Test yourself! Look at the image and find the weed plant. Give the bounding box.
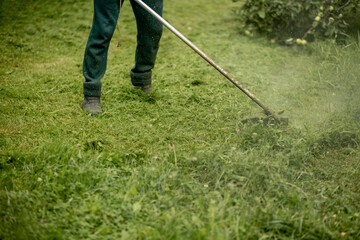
[1,0,359,239]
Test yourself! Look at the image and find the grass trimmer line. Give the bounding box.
[134,0,288,126]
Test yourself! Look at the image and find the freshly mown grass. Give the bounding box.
[1,0,360,239]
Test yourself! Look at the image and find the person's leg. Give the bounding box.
[82,0,121,97]
[130,0,163,88]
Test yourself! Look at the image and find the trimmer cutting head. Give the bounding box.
[241,116,289,126]
[241,111,288,126]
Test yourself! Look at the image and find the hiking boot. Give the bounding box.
[135,84,152,93]
[81,96,103,115]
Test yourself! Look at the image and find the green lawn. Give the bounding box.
[1,0,360,239]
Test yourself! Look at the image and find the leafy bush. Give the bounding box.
[233,0,360,44]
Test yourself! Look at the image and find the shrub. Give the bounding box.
[233,0,360,44]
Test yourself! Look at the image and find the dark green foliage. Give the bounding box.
[234,0,360,44]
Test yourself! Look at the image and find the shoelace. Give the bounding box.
[86,97,100,103]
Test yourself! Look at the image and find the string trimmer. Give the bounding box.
[133,0,288,125]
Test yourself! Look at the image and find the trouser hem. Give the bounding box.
[130,70,152,86]
[83,81,102,97]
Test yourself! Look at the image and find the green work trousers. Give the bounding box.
[83,0,163,97]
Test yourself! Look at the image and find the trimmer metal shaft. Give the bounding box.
[133,0,283,123]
